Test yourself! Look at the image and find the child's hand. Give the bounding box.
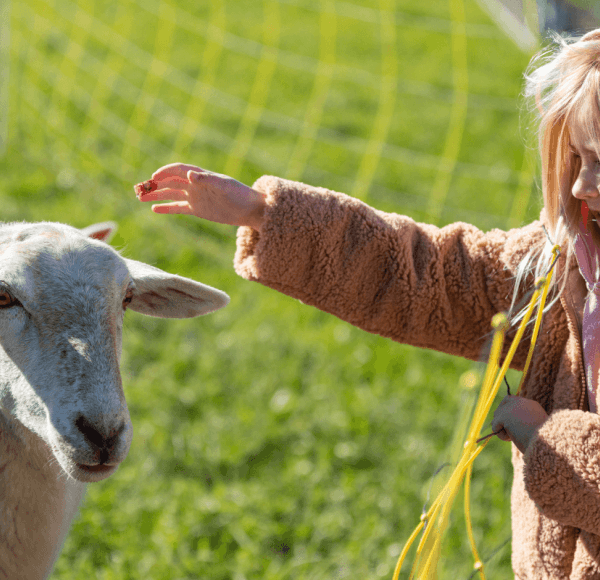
[136,163,267,230]
[491,395,549,454]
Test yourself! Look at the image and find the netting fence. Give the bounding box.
[0,2,547,577]
[2,0,537,230]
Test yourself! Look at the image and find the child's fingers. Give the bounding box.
[491,413,506,438]
[153,177,191,190]
[152,163,205,182]
[494,428,511,442]
[151,202,192,215]
[139,188,189,202]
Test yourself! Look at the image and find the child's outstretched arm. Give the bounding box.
[137,163,267,231]
[137,167,552,365]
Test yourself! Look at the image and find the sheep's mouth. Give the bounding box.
[75,462,119,482]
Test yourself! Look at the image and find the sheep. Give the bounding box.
[0,220,229,579]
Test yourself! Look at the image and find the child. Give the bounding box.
[138,30,600,579]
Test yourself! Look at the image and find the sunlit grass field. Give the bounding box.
[1,0,541,577]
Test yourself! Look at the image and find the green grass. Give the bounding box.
[1,0,541,577]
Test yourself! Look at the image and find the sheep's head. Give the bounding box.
[0,221,229,482]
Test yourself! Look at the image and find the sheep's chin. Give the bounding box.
[72,462,119,482]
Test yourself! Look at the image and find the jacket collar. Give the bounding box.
[556,241,588,410]
[561,266,588,410]
[540,209,588,410]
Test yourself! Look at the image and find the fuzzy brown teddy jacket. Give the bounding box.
[233,176,600,579]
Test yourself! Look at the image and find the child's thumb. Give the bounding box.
[187,169,200,182]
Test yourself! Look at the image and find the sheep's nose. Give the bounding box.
[75,415,125,462]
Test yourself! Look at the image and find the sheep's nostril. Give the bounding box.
[75,415,125,452]
[75,415,105,449]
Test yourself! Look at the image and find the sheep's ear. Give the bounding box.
[80,221,118,243]
[123,257,229,318]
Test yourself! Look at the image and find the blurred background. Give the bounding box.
[0,0,598,578]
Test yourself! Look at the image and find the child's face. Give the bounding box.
[570,121,600,217]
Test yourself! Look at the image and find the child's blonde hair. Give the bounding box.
[511,29,600,319]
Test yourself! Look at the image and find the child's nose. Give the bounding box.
[572,168,599,200]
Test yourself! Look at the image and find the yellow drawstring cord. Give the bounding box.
[517,245,561,395]
[392,244,561,579]
[464,461,483,579]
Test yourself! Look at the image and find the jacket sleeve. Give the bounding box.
[234,176,546,365]
[524,410,600,534]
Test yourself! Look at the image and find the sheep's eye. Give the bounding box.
[0,290,18,309]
